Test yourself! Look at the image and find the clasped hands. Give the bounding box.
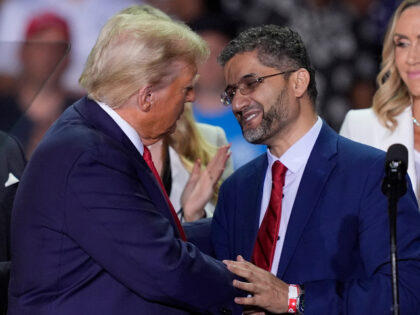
[181,146,291,313]
[224,255,290,315]
[181,144,231,222]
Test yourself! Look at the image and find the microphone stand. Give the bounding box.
[382,169,406,315]
[387,190,399,315]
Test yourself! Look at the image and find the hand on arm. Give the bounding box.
[181,144,231,222]
[223,255,290,314]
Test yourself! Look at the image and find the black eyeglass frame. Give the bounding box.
[220,69,298,106]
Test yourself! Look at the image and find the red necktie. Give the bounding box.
[252,161,287,271]
[143,146,187,241]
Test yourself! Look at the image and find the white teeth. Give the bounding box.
[246,114,257,121]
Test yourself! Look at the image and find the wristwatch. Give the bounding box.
[297,292,305,314]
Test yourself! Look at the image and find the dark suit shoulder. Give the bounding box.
[336,133,385,165]
[221,152,267,189]
[27,102,142,187]
[33,105,118,168]
[0,131,26,160]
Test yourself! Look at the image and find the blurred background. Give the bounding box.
[0,0,402,168]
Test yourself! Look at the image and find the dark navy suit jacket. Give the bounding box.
[212,122,420,314]
[0,132,26,314]
[8,97,237,315]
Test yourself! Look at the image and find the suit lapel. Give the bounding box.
[73,98,182,237]
[238,155,268,260]
[277,122,338,278]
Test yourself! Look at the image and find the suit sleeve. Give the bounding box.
[183,218,215,257]
[211,184,232,261]
[0,133,26,314]
[65,149,237,314]
[304,156,420,314]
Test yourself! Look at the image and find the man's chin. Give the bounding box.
[242,128,264,144]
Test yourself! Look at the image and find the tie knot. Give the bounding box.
[143,146,152,165]
[272,161,287,183]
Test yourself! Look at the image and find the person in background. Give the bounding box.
[144,0,206,23]
[149,103,233,222]
[8,5,239,314]
[0,0,139,94]
[0,132,25,315]
[340,0,420,204]
[211,24,420,314]
[0,11,76,158]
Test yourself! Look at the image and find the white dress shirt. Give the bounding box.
[96,101,144,155]
[260,117,322,275]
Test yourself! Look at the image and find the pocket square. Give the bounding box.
[5,172,19,187]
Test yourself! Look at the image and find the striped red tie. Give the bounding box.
[143,146,187,241]
[252,161,287,271]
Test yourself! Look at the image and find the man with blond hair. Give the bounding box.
[8,5,238,314]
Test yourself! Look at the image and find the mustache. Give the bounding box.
[235,103,263,122]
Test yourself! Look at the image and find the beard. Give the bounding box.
[241,89,289,144]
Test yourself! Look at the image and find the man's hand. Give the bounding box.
[181,144,231,221]
[223,255,289,314]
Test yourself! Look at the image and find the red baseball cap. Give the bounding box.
[25,12,70,41]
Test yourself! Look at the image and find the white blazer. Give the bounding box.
[340,106,417,198]
[169,123,234,219]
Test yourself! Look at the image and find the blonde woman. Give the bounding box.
[149,103,233,222]
[340,0,420,202]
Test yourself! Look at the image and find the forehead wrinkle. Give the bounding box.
[224,51,261,82]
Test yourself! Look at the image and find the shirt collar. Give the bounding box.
[95,100,144,155]
[267,117,323,174]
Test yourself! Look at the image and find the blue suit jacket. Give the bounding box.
[212,122,420,314]
[8,97,237,315]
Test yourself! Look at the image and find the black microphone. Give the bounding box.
[381,144,408,198]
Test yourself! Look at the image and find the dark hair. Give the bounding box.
[218,25,317,103]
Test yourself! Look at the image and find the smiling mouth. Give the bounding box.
[407,71,420,79]
[238,109,261,129]
[245,113,258,121]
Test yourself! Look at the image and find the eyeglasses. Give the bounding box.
[220,70,298,106]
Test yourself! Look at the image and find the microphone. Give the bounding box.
[381,144,408,198]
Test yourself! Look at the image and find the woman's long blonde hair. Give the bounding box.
[373,0,420,130]
[166,103,220,203]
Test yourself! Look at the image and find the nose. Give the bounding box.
[231,93,251,113]
[407,42,420,64]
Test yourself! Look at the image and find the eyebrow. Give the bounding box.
[393,33,420,40]
[227,73,256,87]
[242,73,256,79]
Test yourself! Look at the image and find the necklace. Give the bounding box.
[412,117,420,128]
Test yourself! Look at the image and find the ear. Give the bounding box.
[137,86,154,112]
[291,68,310,99]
